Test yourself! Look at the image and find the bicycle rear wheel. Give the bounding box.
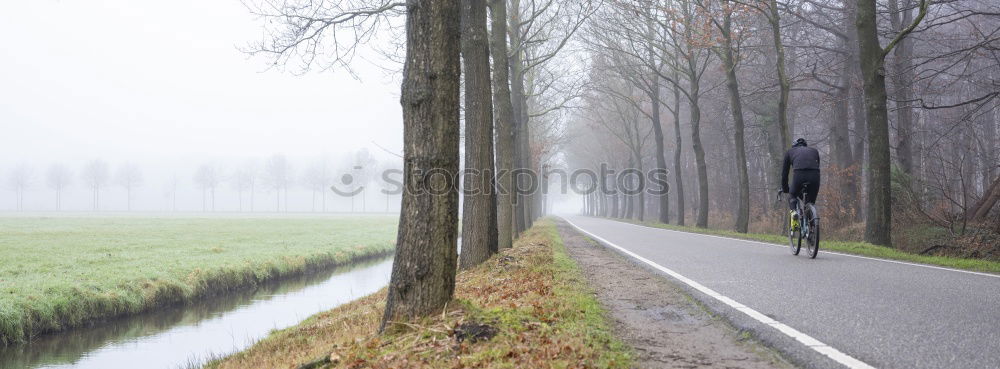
[806,204,820,258]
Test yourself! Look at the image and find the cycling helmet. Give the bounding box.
[793,138,808,147]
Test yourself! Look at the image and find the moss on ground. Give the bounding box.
[0,215,397,345]
[206,219,631,369]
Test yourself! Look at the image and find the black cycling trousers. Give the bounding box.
[789,169,821,211]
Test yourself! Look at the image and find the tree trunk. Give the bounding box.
[983,109,997,195]
[611,191,619,218]
[489,0,515,250]
[507,0,530,235]
[831,83,858,212]
[689,77,709,228]
[649,76,670,225]
[768,0,792,162]
[460,0,498,269]
[624,160,634,219]
[857,0,893,246]
[719,9,750,233]
[681,0,708,228]
[889,0,916,176]
[831,32,857,214]
[970,176,1000,221]
[635,156,645,221]
[846,0,867,222]
[672,73,685,226]
[382,0,461,329]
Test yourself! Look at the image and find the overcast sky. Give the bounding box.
[1,0,403,162]
[0,0,406,211]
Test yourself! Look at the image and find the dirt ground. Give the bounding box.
[555,220,795,369]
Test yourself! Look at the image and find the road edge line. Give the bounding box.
[562,217,877,369]
[608,218,1000,279]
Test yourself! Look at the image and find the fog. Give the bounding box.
[0,0,404,212]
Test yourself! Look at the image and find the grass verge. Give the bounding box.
[205,219,631,369]
[0,215,398,345]
[607,217,1000,274]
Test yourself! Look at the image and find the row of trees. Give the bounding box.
[244,0,589,328]
[244,0,997,329]
[3,151,391,212]
[568,0,998,249]
[5,161,140,211]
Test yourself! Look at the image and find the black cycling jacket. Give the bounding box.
[781,145,820,192]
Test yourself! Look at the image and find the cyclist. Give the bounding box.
[780,138,821,229]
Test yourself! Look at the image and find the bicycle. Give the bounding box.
[777,184,820,258]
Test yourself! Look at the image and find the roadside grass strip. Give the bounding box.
[205,219,631,369]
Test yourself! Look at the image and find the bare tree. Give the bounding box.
[6,165,33,212]
[46,164,72,211]
[856,0,928,245]
[764,0,792,162]
[243,0,406,73]
[381,0,462,330]
[699,0,753,232]
[489,0,516,250]
[81,160,110,211]
[194,164,221,212]
[665,0,714,228]
[586,70,652,221]
[550,0,999,256]
[460,0,499,269]
[377,160,403,213]
[164,175,179,212]
[302,159,332,212]
[587,0,712,227]
[232,164,257,212]
[507,0,596,232]
[263,154,292,212]
[584,0,672,225]
[349,149,378,212]
[115,163,143,211]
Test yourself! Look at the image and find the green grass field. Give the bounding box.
[0,214,398,345]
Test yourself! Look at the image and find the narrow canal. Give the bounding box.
[0,258,393,369]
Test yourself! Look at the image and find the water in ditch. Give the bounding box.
[0,258,393,369]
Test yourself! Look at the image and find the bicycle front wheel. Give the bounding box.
[806,204,820,258]
[787,210,801,255]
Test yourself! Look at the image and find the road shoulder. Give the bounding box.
[555,219,794,369]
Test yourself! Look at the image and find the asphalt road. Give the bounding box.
[561,215,1000,369]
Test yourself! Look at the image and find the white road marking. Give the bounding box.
[563,217,878,369]
[610,218,1000,279]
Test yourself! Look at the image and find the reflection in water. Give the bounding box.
[0,258,393,369]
